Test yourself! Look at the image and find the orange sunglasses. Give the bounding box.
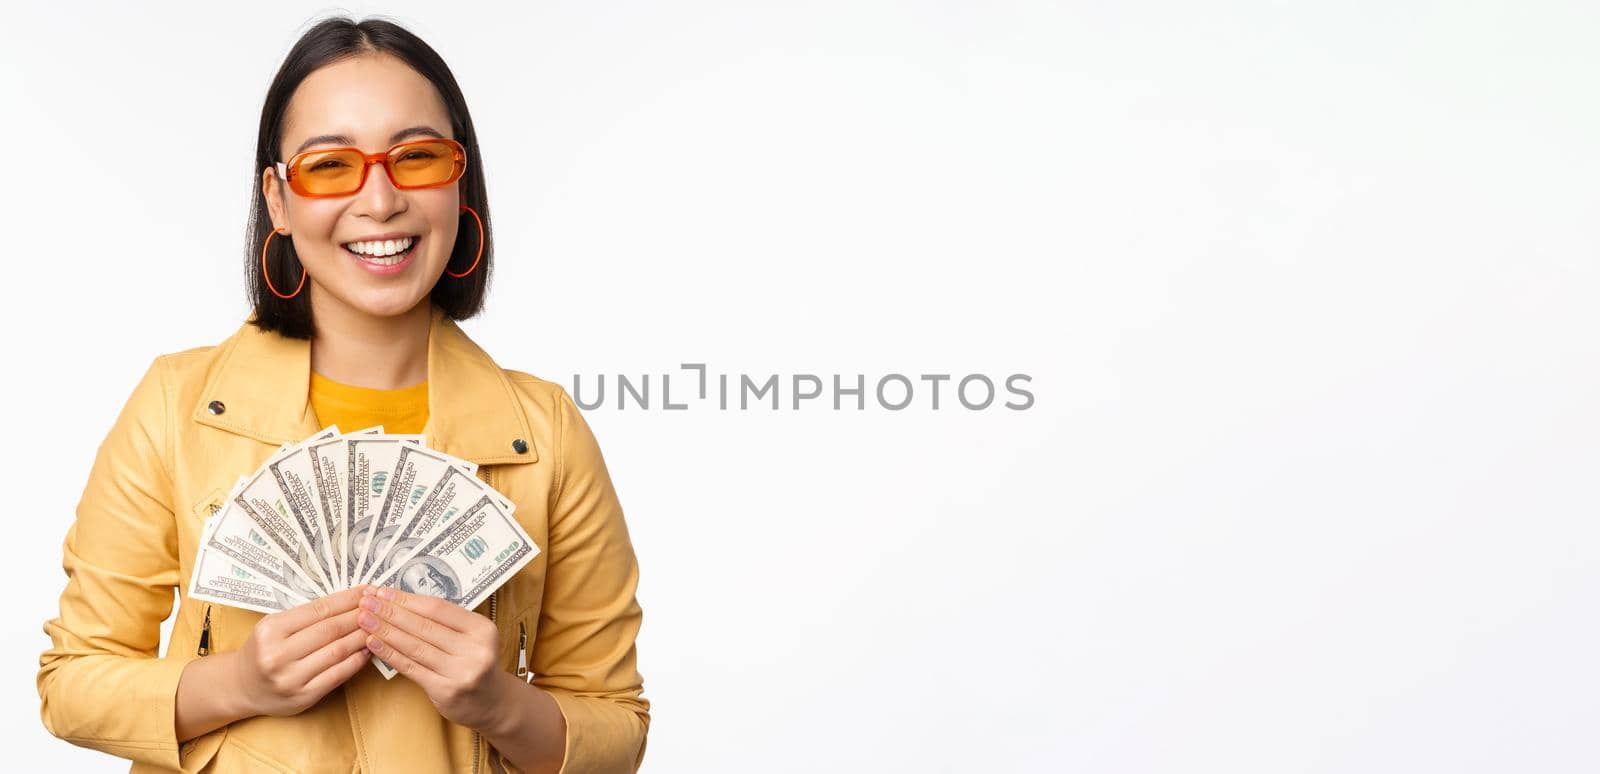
[275,138,468,198]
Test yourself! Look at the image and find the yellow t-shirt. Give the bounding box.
[309,370,429,435]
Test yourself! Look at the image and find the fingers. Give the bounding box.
[358,590,463,653]
[365,585,485,634]
[282,607,364,660]
[272,585,367,633]
[300,641,372,698]
[359,605,451,674]
[363,631,445,692]
[286,627,369,686]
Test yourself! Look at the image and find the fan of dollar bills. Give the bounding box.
[188,424,539,678]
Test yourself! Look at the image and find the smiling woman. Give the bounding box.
[251,30,490,341]
[37,14,649,774]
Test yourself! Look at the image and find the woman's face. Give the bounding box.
[262,52,460,321]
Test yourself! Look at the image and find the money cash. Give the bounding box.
[187,424,538,679]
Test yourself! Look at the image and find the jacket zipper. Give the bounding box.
[196,498,222,658]
[517,621,529,680]
[196,604,213,656]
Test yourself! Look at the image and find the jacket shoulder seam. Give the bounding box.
[506,370,558,388]
[167,344,216,358]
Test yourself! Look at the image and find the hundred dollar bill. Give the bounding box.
[368,494,533,681]
[355,444,477,585]
[306,426,385,588]
[193,504,310,612]
[359,465,511,680]
[203,497,326,600]
[229,441,339,594]
[341,436,426,588]
[259,426,343,590]
[364,465,509,679]
[195,470,276,575]
[363,466,516,586]
[189,545,312,615]
[370,493,537,611]
[227,425,339,588]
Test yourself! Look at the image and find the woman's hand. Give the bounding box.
[356,586,508,730]
[231,585,373,717]
[176,585,371,741]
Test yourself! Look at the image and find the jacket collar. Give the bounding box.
[190,305,538,466]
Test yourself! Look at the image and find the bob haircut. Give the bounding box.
[247,15,491,340]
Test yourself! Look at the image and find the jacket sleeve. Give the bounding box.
[37,356,191,769]
[529,386,650,774]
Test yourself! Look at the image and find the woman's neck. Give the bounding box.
[308,293,432,390]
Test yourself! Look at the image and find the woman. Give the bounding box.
[37,16,649,774]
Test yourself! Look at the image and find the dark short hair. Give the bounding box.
[247,15,492,340]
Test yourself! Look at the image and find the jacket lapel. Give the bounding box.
[190,305,538,466]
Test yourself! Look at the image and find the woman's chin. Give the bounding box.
[330,285,432,320]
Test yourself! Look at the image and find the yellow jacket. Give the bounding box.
[38,305,649,773]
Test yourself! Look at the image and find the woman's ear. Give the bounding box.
[262,167,289,232]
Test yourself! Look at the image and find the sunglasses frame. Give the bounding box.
[274,137,468,198]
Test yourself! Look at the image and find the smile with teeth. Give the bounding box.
[342,236,418,266]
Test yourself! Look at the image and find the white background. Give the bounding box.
[3,1,1597,771]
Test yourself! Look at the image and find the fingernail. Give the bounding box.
[358,597,379,612]
[360,585,376,596]
[366,635,382,652]
[376,587,396,600]
[358,611,378,630]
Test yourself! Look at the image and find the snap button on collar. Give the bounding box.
[512,438,528,454]
[207,400,226,415]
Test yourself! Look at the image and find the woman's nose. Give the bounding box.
[352,161,406,219]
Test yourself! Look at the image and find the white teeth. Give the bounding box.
[343,236,415,256]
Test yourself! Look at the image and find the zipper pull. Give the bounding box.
[516,621,528,680]
[197,605,212,656]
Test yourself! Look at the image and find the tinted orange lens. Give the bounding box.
[387,140,462,188]
[288,140,464,196]
[293,148,366,195]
